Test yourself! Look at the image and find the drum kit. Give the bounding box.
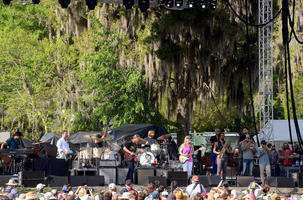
[75,133,173,168]
[135,134,173,167]
[76,134,121,168]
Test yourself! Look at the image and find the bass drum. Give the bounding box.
[103,151,121,166]
[110,143,121,152]
[93,148,102,159]
[150,144,161,156]
[139,152,156,167]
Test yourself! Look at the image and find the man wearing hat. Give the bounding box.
[240,135,256,176]
[257,140,271,185]
[3,179,19,200]
[123,134,141,182]
[1,132,24,150]
[209,129,221,174]
[36,183,46,198]
[186,176,206,199]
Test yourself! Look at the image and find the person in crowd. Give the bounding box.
[59,184,72,200]
[292,144,303,166]
[56,131,73,159]
[209,129,221,174]
[2,179,19,200]
[123,135,141,182]
[168,181,178,200]
[103,191,112,200]
[240,135,256,176]
[160,191,169,200]
[144,130,158,146]
[120,180,138,200]
[179,136,193,177]
[1,131,24,150]
[213,132,230,181]
[269,145,280,176]
[119,192,135,200]
[36,183,46,198]
[51,189,58,199]
[108,183,117,196]
[257,140,271,185]
[138,192,147,200]
[173,189,188,200]
[75,186,94,200]
[24,192,39,200]
[186,176,206,199]
[95,131,108,148]
[281,143,293,166]
[144,183,156,200]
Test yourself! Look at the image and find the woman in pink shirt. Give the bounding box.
[179,136,193,177]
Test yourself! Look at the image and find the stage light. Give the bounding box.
[3,0,11,5]
[209,0,216,9]
[123,0,134,9]
[187,0,194,8]
[32,0,40,4]
[200,0,206,8]
[58,0,70,8]
[138,0,149,12]
[165,0,173,8]
[175,0,182,7]
[85,0,97,10]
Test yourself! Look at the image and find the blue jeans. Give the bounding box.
[241,159,254,176]
[211,152,218,174]
[126,161,135,182]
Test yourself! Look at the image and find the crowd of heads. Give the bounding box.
[1,177,303,200]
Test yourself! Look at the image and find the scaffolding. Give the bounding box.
[258,0,274,142]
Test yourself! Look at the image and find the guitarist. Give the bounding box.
[179,136,193,177]
[123,134,141,182]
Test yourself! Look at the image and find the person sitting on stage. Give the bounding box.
[1,131,24,150]
[2,179,19,200]
[186,175,206,199]
[209,129,221,175]
[123,134,141,183]
[120,180,138,200]
[179,136,193,177]
[56,131,73,159]
[144,130,158,146]
[95,130,108,147]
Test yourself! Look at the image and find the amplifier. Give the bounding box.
[99,168,117,184]
[236,176,254,187]
[148,176,167,187]
[99,160,117,167]
[268,177,295,188]
[69,176,105,186]
[198,176,209,187]
[208,175,221,186]
[19,171,45,187]
[47,176,68,187]
[136,168,154,185]
[117,168,131,185]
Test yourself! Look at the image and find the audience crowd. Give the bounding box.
[1,176,303,200]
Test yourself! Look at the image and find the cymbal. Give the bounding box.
[117,135,129,142]
[83,134,98,140]
[157,134,171,140]
[95,137,112,142]
[137,138,147,145]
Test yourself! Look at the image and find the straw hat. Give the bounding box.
[174,190,189,200]
[25,192,39,200]
[6,179,18,186]
[119,192,135,200]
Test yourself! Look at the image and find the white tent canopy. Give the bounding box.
[273,120,303,142]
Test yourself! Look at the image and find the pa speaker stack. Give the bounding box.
[136,168,154,185]
[69,176,104,186]
[166,171,188,187]
[268,177,295,188]
[19,171,45,187]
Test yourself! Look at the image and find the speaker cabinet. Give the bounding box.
[117,168,131,185]
[47,176,68,187]
[298,173,303,188]
[19,171,45,187]
[136,168,154,185]
[268,177,295,188]
[237,176,254,187]
[148,176,167,187]
[208,175,221,186]
[69,176,104,186]
[167,171,188,179]
[198,176,209,187]
[99,168,117,185]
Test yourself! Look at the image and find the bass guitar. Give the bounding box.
[124,151,137,162]
[179,146,205,164]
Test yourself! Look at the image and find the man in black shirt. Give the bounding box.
[209,129,221,174]
[123,134,141,182]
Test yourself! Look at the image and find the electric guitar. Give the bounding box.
[124,151,137,162]
[179,146,205,164]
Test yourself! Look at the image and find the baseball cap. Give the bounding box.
[261,140,267,145]
[161,191,169,196]
[109,183,116,190]
[36,183,46,191]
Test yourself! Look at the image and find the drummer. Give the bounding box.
[95,130,108,147]
[144,130,158,146]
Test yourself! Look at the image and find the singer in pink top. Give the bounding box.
[179,136,193,177]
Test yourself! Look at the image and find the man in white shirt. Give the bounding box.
[186,175,206,199]
[56,131,72,159]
